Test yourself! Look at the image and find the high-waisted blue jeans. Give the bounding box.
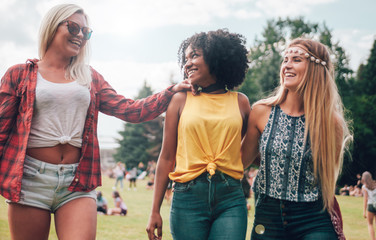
[170,172,248,240]
[251,195,337,240]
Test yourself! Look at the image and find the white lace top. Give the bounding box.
[27,72,90,148]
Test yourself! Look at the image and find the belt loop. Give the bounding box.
[219,171,226,180]
[206,172,212,181]
[39,161,46,174]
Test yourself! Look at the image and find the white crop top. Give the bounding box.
[27,72,90,148]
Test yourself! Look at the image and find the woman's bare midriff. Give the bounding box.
[26,144,81,164]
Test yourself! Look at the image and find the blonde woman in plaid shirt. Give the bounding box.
[0,4,190,240]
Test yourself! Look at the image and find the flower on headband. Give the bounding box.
[283,47,327,67]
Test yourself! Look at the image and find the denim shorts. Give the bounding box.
[6,155,96,213]
[251,195,337,240]
[170,172,248,240]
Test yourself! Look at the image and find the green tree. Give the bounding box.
[342,39,376,181]
[240,17,353,100]
[113,81,164,169]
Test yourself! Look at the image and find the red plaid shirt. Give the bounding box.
[0,59,175,202]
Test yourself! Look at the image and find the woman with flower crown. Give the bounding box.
[241,38,352,240]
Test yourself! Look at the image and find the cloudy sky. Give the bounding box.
[1,0,375,148]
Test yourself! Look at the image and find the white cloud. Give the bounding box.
[254,0,338,17]
[333,29,375,69]
[0,42,37,75]
[87,0,233,35]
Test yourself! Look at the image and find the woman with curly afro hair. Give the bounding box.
[147,29,251,240]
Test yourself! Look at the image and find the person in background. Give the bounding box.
[241,38,352,240]
[107,191,128,216]
[356,173,363,189]
[146,29,251,240]
[350,185,363,197]
[340,184,350,196]
[96,191,108,215]
[128,166,138,191]
[361,171,376,240]
[113,162,125,190]
[0,4,191,240]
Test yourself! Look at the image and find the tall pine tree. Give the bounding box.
[113,81,164,169]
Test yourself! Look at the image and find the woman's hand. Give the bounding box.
[171,79,191,92]
[171,79,199,95]
[146,212,163,240]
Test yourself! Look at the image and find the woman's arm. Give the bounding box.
[115,198,121,208]
[237,92,251,138]
[241,104,270,169]
[0,66,23,158]
[92,68,191,124]
[146,92,186,240]
[362,188,368,218]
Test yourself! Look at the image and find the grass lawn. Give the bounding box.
[0,175,369,239]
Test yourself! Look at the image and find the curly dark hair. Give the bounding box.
[178,29,249,90]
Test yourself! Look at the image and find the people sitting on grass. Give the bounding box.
[107,191,128,216]
[96,191,108,215]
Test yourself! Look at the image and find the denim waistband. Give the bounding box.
[256,194,322,208]
[194,171,239,183]
[24,155,79,174]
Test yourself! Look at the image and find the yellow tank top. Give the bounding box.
[169,91,244,182]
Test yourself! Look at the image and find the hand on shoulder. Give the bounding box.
[171,79,193,93]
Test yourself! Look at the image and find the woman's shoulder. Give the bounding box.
[236,91,249,102]
[171,91,187,104]
[5,59,38,73]
[252,103,272,115]
[249,103,273,129]
[89,66,104,80]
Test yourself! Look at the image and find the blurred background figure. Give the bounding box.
[362,171,376,240]
[96,191,108,215]
[107,191,128,216]
[127,167,138,191]
[113,162,125,190]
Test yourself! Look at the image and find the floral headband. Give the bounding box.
[283,47,327,67]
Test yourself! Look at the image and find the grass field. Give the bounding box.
[0,176,369,239]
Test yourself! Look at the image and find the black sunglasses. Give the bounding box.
[60,20,93,40]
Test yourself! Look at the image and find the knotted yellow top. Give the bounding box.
[169,91,244,182]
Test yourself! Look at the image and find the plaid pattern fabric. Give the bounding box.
[0,59,175,202]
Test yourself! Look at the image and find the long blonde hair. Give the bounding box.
[255,38,352,212]
[38,4,92,87]
[362,171,376,191]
